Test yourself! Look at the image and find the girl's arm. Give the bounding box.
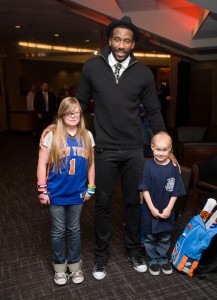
[37,145,51,205]
[37,145,50,181]
[143,190,161,218]
[84,148,95,202]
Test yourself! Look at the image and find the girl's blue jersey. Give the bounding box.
[46,134,91,205]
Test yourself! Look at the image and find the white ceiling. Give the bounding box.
[0,0,216,61]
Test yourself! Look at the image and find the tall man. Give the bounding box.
[77,16,169,280]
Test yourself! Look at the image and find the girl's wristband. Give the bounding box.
[87,184,96,189]
[37,181,47,192]
[86,184,96,197]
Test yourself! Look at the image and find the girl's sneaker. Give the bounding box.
[68,260,84,284]
[70,270,84,284]
[54,272,68,285]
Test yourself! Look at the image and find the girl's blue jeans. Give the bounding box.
[49,204,83,265]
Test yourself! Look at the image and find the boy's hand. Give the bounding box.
[160,207,172,219]
[151,207,161,218]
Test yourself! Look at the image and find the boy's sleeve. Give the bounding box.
[173,166,187,196]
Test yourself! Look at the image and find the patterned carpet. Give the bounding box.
[0,132,217,300]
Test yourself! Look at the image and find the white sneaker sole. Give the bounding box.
[72,276,84,284]
[128,257,147,273]
[133,265,147,273]
[149,268,160,276]
[54,279,67,285]
[92,271,106,280]
[162,269,173,275]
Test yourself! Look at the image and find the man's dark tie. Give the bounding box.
[114,63,122,83]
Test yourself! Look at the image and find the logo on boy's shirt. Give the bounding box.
[165,178,175,192]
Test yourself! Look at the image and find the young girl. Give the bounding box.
[37,97,95,285]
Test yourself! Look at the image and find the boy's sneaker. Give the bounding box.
[54,272,68,285]
[161,263,173,275]
[92,260,107,280]
[149,264,161,276]
[69,270,84,284]
[128,253,147,273]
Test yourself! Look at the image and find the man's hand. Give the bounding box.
[168,151,181,172]
[40,124,56,145]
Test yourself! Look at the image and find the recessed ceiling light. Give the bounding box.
[15,25,21,29]
[18,41,95,53]
[84,39,90,43]
[54,33,59,37]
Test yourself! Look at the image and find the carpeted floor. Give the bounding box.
[0,132,217,300]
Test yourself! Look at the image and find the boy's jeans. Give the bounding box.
[143,233,171,265]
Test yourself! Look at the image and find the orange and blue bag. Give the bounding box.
[171,198,217,277]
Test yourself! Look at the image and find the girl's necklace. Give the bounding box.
[67,131,77,139]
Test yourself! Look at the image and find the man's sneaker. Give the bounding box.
[128,253,147,273]
[92,260,107,280]
[54,272,68,285]
[161,263,173,275]
[69,270,84,284]
[149,264,161,276]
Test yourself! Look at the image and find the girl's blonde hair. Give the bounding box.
[49,97,93,171]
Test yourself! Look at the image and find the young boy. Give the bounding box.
[138,131,186,275]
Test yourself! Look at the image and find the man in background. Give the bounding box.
[34,82,57,137]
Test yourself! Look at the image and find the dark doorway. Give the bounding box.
[175,62,191,126]
[189,69,212,126]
